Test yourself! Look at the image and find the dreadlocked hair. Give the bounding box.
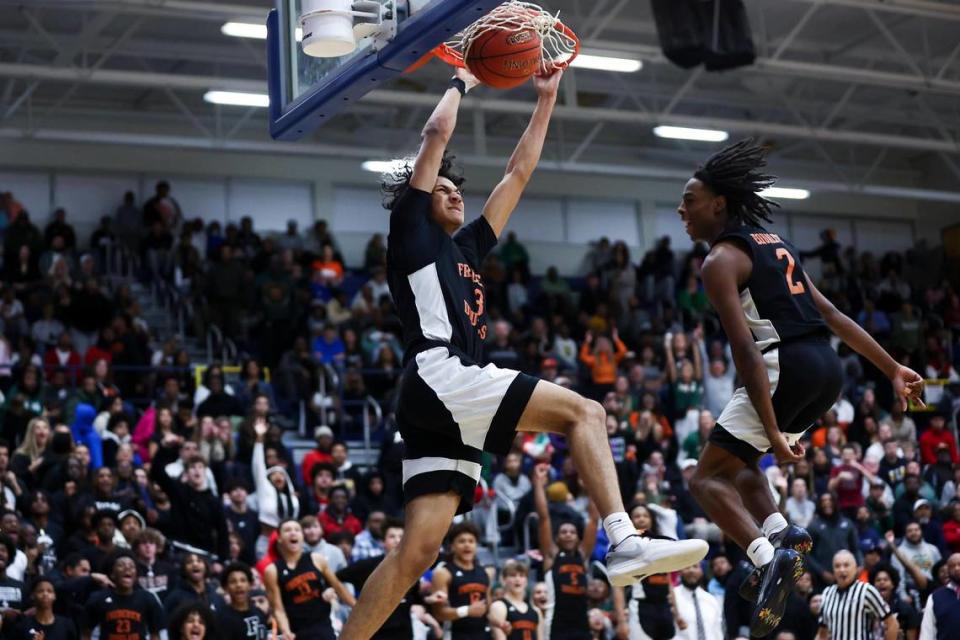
[381,150,466,211]
[694,139,779,226]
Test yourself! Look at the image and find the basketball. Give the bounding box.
[464,26,543,89]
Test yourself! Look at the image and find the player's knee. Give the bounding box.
[575,397,605,430]
[689,469,709,498]
[397,536,440,577]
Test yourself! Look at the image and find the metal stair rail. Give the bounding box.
[361,395,382,453]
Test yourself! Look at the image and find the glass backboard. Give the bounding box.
[267,0,502,140]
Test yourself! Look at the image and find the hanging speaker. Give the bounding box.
[649,0,756,72]
[703,0,756,71]
[650,0,705,69]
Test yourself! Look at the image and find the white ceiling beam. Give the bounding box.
[788,0,960,22]
[20,0,960,29]
[771,0,821,60]
[589,41,960,98]
[0,30,259,67]
[0,62,956,154]
[363,89,960,154]
[3,26,960,99]
[0,62,264,93]
[0,0,265,22]
[3,125,959,203]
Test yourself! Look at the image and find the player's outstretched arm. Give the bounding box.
[882,613,900,640]
[316,552,357,607]
[580,495,599,560]
[409,67,480,193]
[803,273,924,409]
[264,564,295,640]
[532,463,558,569]
[481,70,562,237]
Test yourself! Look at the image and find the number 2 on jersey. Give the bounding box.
[776,248,805,295]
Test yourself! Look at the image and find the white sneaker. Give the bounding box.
[605,536,709,587]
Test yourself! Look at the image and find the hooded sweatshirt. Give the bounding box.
[253,441,300,527]
[808,507,861,576]
[71,402,103,470]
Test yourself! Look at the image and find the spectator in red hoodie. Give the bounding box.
[318,485,362,536]
[300,425,334,485]
[43,332,82,383]
[919,411,959,465]
[828,444,869,518]
[944,502,960,554]
[84,327,115,365]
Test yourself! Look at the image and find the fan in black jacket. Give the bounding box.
[149,435,229,560]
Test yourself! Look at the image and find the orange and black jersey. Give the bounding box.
[275,553,333,637]
[387,188,498,364]
[711,224,826,351]
[499,598,539,640]
[445,560,491,639]
[548,549,589,635]
[83,588,165,640]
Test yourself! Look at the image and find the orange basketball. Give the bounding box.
[464,27,542,89]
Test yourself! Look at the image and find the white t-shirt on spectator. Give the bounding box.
[786,497,816,528]
[833,397,855,425]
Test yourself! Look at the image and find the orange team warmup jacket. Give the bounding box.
[579,336,628,385]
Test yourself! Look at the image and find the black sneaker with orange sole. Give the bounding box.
[739,525,812,602]
[750,548,805,638]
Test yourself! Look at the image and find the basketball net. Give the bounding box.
[433,1,580,74]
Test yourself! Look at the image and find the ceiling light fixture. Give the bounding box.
[653,126,729,142]
[203,90,270,107]
[361,159,409,173]
[570,53,642,73]
[759,187,811,200]
[221,21,302,41]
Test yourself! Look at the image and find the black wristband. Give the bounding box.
[449,77,467,96]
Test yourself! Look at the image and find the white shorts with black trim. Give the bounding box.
[397,345,539,514]
[711,337,843,463]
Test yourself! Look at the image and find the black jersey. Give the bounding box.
[135,559,176,602]
[11,614,79,640]
[633,572,671,603]
[500,598,539,640]
[275,553,333,639]
[387,188,498,363]
[0,575,24,612]
[83,588,165,640]
[217,606,269,640]
[632,574,674,640]
[548,549,589,635]
[445,559,490,639]
[711,225,826,351]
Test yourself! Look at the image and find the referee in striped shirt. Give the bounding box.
[817,550,900,640]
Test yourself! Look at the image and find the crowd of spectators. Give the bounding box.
[0,182,957,639]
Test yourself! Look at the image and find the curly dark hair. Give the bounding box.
[868,562,901,590]
[169,602,219,640]
[447,520,481,545]
[381,150,466,211]
[694,138,779,226]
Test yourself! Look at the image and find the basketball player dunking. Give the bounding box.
[678,140,925,637]
[338,66,706,640]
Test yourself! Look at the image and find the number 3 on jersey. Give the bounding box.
[776,248,805,295]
